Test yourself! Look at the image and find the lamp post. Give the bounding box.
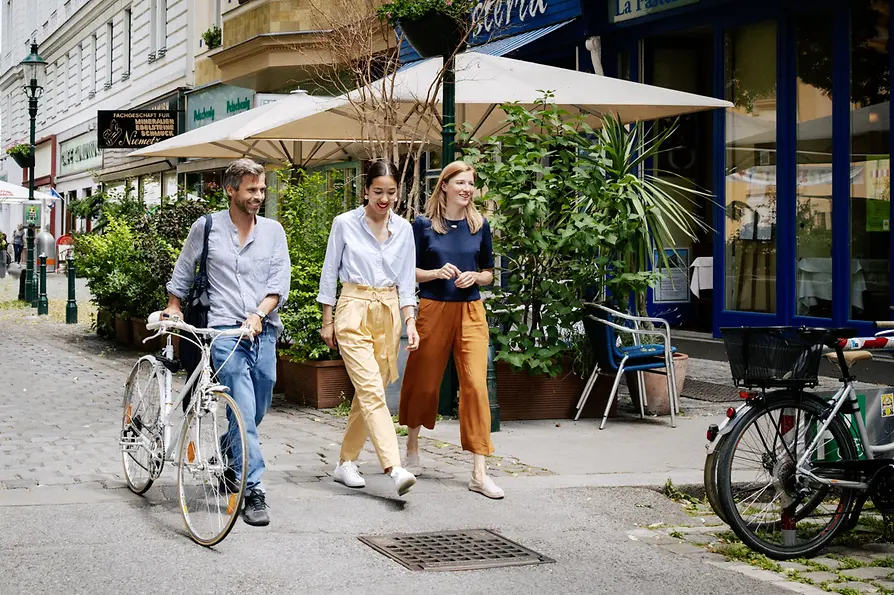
[20,43,46,306]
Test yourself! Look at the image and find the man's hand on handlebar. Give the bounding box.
[162,306,183,321]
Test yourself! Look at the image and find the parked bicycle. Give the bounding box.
[119,312,251,547]
[704,324,894,560]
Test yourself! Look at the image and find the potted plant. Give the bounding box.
[377,0,475,58]
[202,25,222,50]
[464,97,704,420]
[6,143,33,169]
[277,171,354,408]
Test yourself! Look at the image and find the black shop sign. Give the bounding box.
[97,110,178,149]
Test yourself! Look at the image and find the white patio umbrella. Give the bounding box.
[0,180,55,202]
[130,93,424,163]
[239,52,733,144]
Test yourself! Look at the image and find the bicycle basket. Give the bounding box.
[720,327,828,388]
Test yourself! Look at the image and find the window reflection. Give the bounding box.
[725,21,778,313]
[795,12,835,317]
[850,0,890,321]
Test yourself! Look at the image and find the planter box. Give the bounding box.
[131,317,163,353]
[96,309,114,339]
[9,150,33,169]
[279,355,354,409]
[399,10,467,58]
[114,314,133,346]
[495,360,618,421]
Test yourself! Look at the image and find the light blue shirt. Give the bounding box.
[317,207,417,309]
[167,210,291,336]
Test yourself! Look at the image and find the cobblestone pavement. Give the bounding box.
[0,305,549,500]
[632,491,894,594]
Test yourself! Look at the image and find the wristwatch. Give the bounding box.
[253,309,268,320]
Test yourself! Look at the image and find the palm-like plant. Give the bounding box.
[571,114,710,315]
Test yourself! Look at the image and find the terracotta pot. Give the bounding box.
[495,359,618,421]
[96,309,114,339]
[279,355,354,409]
[114,314,133,346]
[626,353,689,416]
[131,317,163,353]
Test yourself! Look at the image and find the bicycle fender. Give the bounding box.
[125,355,159,389]
[705,391,831,455]
[207,384,231,394]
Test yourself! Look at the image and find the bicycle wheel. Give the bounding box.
[717,393,858,559]
[121,358,164,495]
[177,391,248,547]
[704,445,729,525]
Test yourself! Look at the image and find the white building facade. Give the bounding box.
[0,0,196,239]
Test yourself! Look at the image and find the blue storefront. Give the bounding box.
[587,0,892,337]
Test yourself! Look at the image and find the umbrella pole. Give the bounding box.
[437,55,500,432]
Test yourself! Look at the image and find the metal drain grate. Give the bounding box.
[680,379,741,403]
[358,529,555,571]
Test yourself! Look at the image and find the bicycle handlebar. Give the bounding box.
[144,312,251,342]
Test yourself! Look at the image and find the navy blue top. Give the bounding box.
[413,215,494,302]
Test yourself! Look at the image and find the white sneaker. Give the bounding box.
[333,461,366,488]
[390,467,416,496]
[469,475,504,499]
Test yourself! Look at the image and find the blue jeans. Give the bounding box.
[211,325,277,493]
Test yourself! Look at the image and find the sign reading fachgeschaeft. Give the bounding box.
[96,110,178,149]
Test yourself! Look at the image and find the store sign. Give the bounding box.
[23,200,41,227]
[187,84,256,131]
[59,132,101,176]
[97,110,178,148]
[472,0,549,36]
[610,0,699,23]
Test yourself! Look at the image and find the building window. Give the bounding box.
[123,8,132,79]
[91,33,98,95]
[105,21,113,89]
[849,0,890,321]
[795,10,835,318]
[724,21,778,314]
[3,1,12,56]
[151,0,167,57]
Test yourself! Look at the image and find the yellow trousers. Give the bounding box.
[336,283,402,471]
[399,299,494,455]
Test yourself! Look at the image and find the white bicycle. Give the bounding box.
[119,311,251,546]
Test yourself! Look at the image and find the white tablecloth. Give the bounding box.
[690,257,713,298]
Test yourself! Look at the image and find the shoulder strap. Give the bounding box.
[199,214,212,276]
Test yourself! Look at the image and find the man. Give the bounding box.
[164,158,290,527]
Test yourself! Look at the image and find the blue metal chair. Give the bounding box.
[575,302,679,429]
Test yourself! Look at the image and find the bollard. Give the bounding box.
[37,253,48,316]
[25,226,35,305]
[487,342,500,433]
[66,257,78,324]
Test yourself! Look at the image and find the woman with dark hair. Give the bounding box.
[399,160,502,499]
[317,161,420,497]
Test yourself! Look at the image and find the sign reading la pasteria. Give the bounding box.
[96,110,178,149]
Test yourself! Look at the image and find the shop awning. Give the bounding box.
[470,20,574,57]
[0,180,54,202]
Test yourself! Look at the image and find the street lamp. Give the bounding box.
[20,42,46,306]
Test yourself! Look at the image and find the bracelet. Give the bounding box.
[404,316,416,325]
[322,321,334,327]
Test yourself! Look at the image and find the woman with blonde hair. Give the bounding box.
[399,160,502,499]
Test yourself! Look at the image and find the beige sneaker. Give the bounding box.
[405,453,422,475]
[469,475,504,499]
[391,467,416,497]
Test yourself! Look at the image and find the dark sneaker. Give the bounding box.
[217,466,239,494]
[243,489,270,527]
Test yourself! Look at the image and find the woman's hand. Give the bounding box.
[436,263,461,280]
[406,319,419,351]
[454,271,479,289]
[321,322,337,349]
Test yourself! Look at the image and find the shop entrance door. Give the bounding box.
[644,27,715,331]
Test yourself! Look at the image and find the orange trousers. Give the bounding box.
[399,299,494,455]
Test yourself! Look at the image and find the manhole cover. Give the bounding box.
[681,379,741,403]
[358,529,555,571]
